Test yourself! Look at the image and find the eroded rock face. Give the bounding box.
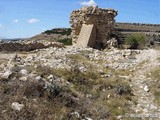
[70,6,118,48]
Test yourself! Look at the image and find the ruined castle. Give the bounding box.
[70,6,160,49]
[70,6,117,49]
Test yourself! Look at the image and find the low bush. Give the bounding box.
[57,38,72,45]
[125,33,147,49]
[116,84,132,95]
[43,28,71,36]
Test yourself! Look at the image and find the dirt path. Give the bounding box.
[130,50,160,119]
[0,53,16,60]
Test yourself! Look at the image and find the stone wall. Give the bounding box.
[0,41,64,52]
[115,22,160,45]
[70,6,117,48]
[115,22,160,32]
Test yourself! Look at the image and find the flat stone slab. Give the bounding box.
[76,24,96,48]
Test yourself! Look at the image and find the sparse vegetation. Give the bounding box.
[125,33,147,49]
[43,28,71,36]
[57,38,72,45]
[0,57,135,119]
[1,44,158,120]
[147,68,160,105]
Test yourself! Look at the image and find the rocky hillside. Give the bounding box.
[27,28,71,42]
[0,46,160,120]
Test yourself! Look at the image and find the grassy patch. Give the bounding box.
[0,60,135,119]
[0,78,75,120]
[157,57,160,62]
[148,67,160,81]
[0,58,8,64]
[147,67,160,105]
[67,54,91,67]
[114,69,132,76]
[57,38,72,45]
[125,33,147,49]
[0,58,8,71]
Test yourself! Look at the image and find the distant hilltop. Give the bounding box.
[0,38,25,42]
[2,22,159,44]
[27,22,160,42]
[115,22,160,33]
[26,28,71,42]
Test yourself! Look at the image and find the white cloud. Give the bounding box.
[13,19,19,23]
[28,18,40,24]
[80,0,97,6]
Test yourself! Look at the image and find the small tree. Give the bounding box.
[125,33,147,49]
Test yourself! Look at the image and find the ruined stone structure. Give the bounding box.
[70,6,117,48]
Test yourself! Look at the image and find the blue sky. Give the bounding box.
[0,0,159,38]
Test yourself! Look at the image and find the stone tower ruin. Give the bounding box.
[70,6,118,49]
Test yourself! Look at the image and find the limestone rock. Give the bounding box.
[19,76,28,81]
[11,102,24,111]
[85,117,93,120]
[35,76,42,81]
[1,70,12,79]
[71,111,80,118]
[20,69,28,75]
[117,115,123,120]
[144,85,150,92]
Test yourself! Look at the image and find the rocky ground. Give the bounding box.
[0,46,160,120]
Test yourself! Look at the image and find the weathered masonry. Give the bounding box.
[70,6,117,49]
[115,22,160,45]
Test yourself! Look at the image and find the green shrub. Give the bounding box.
[43,28,71,36]
[125,33,147,49]
[116,84,132,95]
[57,38,72,45]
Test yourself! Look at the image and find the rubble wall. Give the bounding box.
[115,22,160,44]
[70,6,117,48]
[0,41,64,52]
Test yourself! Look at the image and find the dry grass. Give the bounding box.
[0,58,8,64]
[0,60,135,119]
[147,67,160,106]
[0,58,9,71]
[0,78,80,120]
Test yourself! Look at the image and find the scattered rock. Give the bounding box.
[144,85,150,92]
[107,94,111,98]
[19,76,28,81]
[35,76,42,81]
[117,115,123,120]
[20,69,28,75]
[11,102,24,111]
[149,104,157,110]
[85,117,93,120]
[47,74,54,79]
[71,111,80,118]
[1,70,12,79]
